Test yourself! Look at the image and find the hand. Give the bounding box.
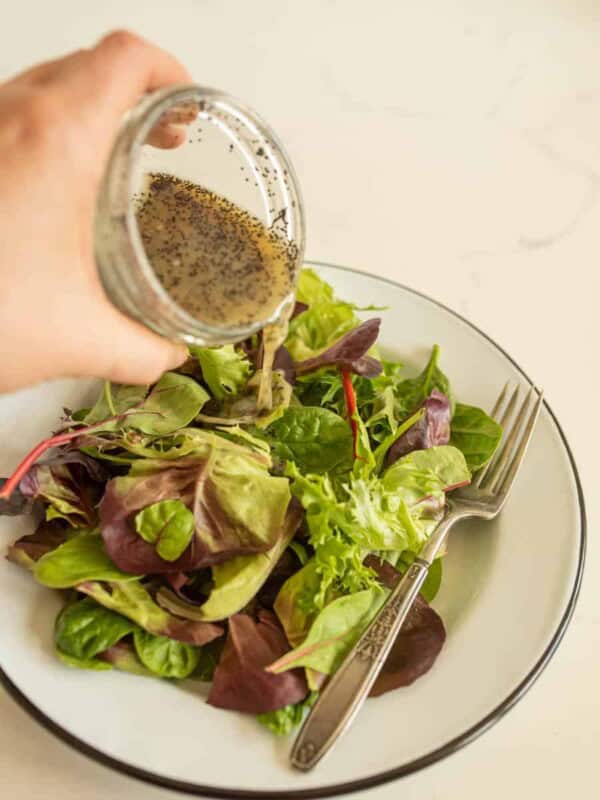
[0,31,191,393]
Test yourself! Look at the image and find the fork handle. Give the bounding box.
[290,508,460,771]
[290,558,430,771]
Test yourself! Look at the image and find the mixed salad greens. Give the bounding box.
[0,269,502,737]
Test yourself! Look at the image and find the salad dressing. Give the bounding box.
[135,173,297,409]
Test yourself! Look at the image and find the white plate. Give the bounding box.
[0,263,585,798]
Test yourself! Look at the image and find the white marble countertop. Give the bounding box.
[0,1,597,798]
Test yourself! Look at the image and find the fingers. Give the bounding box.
[145,122,188,149]
[72,300,188,385]
[90,31,193,122]
[15,31,192,129]
[145,102,200,148]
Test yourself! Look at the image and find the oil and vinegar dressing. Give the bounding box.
[135,172,297,410]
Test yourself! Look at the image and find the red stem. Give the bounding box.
[341,368,359,460]
[0,408,149,501]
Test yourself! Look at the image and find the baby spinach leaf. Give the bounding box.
[133,629,200,679]
[55,597,136,665]
[190,345,250,400]
[33,532,139,588]
[265,406,353,474]
[135,499,195,562]
[450,402,503,472]
[394,345,453,421]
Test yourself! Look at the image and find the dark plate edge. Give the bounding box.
[0,261,587,800]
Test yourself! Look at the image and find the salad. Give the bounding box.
[0,269,502,737]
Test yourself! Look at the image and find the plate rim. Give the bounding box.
[0,260,587,800]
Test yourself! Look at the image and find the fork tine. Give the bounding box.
[473,384,519,488]
[490,381,510,421]
[484,386,534,493]
[495,389,543,497]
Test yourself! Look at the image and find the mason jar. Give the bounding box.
[95,85,305,346]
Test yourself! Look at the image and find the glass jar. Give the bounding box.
[95,85,305,346]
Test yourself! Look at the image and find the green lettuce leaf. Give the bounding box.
[77,579,222,645]
[54,597,136,668]
[286,270,359,361]
[285,446,468,608]
[127,372,210,435]
[265,406,353,474]
[295,268,335,305]
[190,345,250,400]
[274,559,324,647]
[84,373,209,435]
[257,691,318,736]
[135,499,195,562]
[84,383,147,427]
[284,465,377,609]
[450,402,503,472]
[382,445,471,499]
[133,629,200,679]
[268,587,386,675]
[33,532,138,589]
[156,503,302,622]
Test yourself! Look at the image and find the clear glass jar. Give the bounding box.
[95,85,305,346]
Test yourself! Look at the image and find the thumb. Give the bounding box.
[73,301,188,385]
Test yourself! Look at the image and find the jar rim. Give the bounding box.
[109,84,305,344]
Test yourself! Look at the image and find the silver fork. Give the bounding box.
[291,382,544,771]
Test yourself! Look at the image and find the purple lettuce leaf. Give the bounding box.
[291,301,309,319]
[271,346,296,386]
[385,389,451,467]
[363,555,446,696]
[19,450,107,527]
[77,579,223,646]
[257,548,303,610]
[99,456,290,575]
[370,594,446,696]
[0,481,34,516]
[6,519,70,570]
[208,609,308,713]
[295,318,383,378]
